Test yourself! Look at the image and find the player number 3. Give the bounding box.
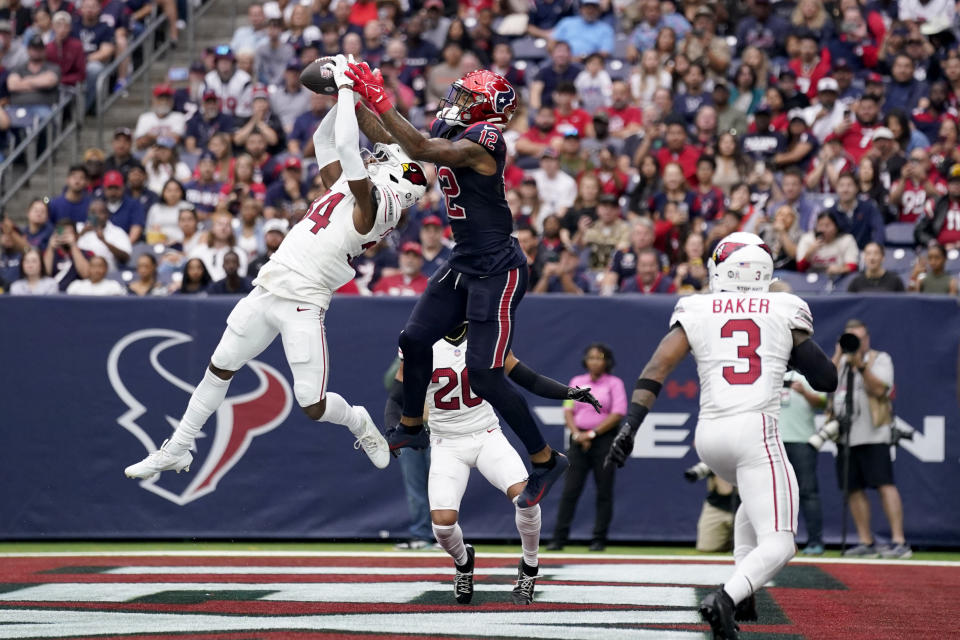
[720,318,761,385]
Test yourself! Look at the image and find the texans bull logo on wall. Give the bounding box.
[108,329,293,505]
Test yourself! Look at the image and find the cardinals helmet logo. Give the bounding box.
[108,329,292,505]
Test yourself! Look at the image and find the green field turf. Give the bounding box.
[2,541,958,561]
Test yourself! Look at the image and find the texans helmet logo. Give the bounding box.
[492,84,516,114]
[108,329,292,505]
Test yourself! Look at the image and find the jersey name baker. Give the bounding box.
[712,298,771,314]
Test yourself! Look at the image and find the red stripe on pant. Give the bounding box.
[773,418,796,532]
[492,268,519,368]
[762,415,780,532]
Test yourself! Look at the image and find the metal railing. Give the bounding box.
[0,89,84,212]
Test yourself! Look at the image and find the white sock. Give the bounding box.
[433,522,468,566]
[169,368,231,454]
[321,392,363,436]
[515,502,541,568]
[724,531,795,604]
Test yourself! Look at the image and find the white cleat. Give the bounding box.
[124,439,193,479]
[353,407,391,469]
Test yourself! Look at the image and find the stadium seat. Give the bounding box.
[774,270,829,294]
[885,223,916,247]
[511,37,548,62]
[946,249,960,274]
[883,247,916,274]
[607,59,628,81]
[830,272,858,293]
[613,34,630,60]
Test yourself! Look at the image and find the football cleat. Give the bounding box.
[699,588,741,639]
[511,559,538,605]
[352,407,390,469]
[385,423,430,453]
[517,450,569,508]
[734,593,757,622]
[124,440,192,479]
[453,544,475,604]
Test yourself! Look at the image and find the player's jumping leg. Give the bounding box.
[388,267,467,451]
[278,300,388,469]
[125,290,278,479]
[731,506,759,622]
[463,266,567,507]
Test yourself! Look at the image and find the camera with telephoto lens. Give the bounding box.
[891,422,915,446]
[683,461,712,482]
[808,419,841,450]
[839,332,861,354]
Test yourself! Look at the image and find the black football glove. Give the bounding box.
[568,386,602,413]
[604,422,637,469]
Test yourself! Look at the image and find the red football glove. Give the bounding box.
[345,62,393,115]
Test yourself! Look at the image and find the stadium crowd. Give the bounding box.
[2,0,960,297]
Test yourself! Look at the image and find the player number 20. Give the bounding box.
[432,367,483,410]
[720,319,761,385]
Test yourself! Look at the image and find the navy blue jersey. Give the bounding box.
[429,119,525,276]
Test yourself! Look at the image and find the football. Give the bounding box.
[300,57,338,95]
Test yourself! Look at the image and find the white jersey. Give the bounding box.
[670,291,814,421]
[254,177,403,309]
[426,338,499,436]
[203,69,253,117]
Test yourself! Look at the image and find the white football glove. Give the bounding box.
[325,54,353,90]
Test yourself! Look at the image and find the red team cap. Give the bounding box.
[401,242,423,256]
[284,156,302,170]
[152,84,175,98]
[102,170,124,187]
[422,215,444,227]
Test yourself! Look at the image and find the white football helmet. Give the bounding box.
[366,143,428,209]
[708,231,775,293]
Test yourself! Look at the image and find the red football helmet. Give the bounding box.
[437,70,518,127]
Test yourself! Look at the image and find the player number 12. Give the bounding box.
[437,167,466,220]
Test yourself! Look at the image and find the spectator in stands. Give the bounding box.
[134,84,186,150]
[602,218,664,295]
[574,52,611,113]
[45,11,84,88]
[271,60,310,135]
[264,157,307,219]
[649,115,700,186]
[628,0,690,56]
[857,156,891,221]
[796,210,859,274]
[909,241,958,295]
[626,154,661,218]
[234,85,284,157]
[0,218,23,285]
[802,78,844,143]
[736,0,790,59]
[73,0,114,109]
[49,165,91,225]
[832,95,881,164]
[9,247,58,295]
[912,81,950,143]
[777,69,811,112]
[288,92,328,159]
[75,198,130,272]
[221,153,267,205]
[551,81,592,139]
[730,62,763,116]
[247,218,286,278]
[825,172,885,249]
[711,81,747,138]
[489,41,524,90]
[184,90,236,154]
[532,244,590,294]
[65,254,125,295]
[532,148,577,221]
[691,157,724,221]
[255,18,294,88]
[869,127,905,190]
[234,199,264,261]
[885,109,928,155]
[0,19,27,70]
[424,40,462,107]
[190,211,248,280]
[847,242,906,292]
[146,179,191,245]
[1,0,32,37]
[579,194,629,276]
[711,132,746,194]
[789,31,829,99]
[769,168,817,232]
[127,253,167,297]
[890,148,947,223]
[43,219,89,290]
[828,6,879,75]
[144,137,192,194]
[682,5,730,77]
[516,223,543,289]
[174,257,211,295]
[231,4,267,53]
[760,204,802,269]
[104,128,135,175]
[914,165,960,249]
[206,250,253,295]
[5,35,60,124]
[650,162,696,220]
[418,215,451,277]
[742,105,784,168]
[515,106,559,169]
[162,208,203,264]
[125,161,160,216]
[774,113,817,173]
[181,151,222,216]
[672,61,711,125]
[630,48,671,114]
[672,231,708,293]
[529,40,580,110]
[174,61,209,115]
[885,55,926,115]
[12,199,53,251]
[620,247,676,293]
[204,46,253,119]
[373,242,428,296]
[101,170,144,244]
[561,173,601,234]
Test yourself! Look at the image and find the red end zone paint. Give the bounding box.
[0,554,956,639]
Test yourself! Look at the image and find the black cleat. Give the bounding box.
[699,588,741,639]
[385,424,430,454]
[511,559,538,605]
[518,451,569,507]
[453,544,475,604]
[734,592,757,622]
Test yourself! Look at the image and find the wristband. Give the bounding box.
[635,377,662,396]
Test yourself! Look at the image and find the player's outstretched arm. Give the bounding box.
[504,351,602,412]
[788,330,839,393]
[313,101,342,189]
[327,65,377,233]
[355,102,397,145]
[605,326,691,469]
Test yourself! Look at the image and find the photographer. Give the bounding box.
[832,319,910,558]
[684,461,736,553]
[780,371,828,555]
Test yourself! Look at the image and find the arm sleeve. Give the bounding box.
[334,87,366,181]
[789,338,838,392]
[508,360,571,400]
[312,102,339,169]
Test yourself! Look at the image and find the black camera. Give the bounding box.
[839,332,861,354]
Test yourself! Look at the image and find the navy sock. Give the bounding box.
[532,450,557,469]
[468,367,546,455]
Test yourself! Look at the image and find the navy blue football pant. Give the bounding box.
[398,264,547,455]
